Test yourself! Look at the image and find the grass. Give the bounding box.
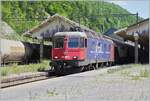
[140,69,149,77]
[121,70,131,76]
[106,64,149,80]
[119,64,150,80]
[0,60,50,77]
[107,64,133,74]
[46,88,58,97]
[1,69,8,76]
[131,76,141,80]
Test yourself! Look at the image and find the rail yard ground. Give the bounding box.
[0,60,50,77]
[1,64,150,101]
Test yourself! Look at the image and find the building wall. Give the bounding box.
[127,20,149,36]
[32,18,74,38]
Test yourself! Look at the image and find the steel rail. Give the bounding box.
[1,71,56,88]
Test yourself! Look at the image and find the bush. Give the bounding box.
[37,66,46,71]
[1,68,9,76]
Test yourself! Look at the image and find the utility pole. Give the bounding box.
[40,37,44,63]
[134,12,139,64]
[0,0,2,90]
[134,32,139,64]
[37,36,44,63]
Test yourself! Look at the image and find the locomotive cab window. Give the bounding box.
[79,37,84,48]
[68,37,79,48]
[85,39,87,47]
[53,37,64,48]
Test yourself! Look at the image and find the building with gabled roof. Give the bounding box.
[114,18,149,63]
[114,18,149,47]
[24,14,101,40]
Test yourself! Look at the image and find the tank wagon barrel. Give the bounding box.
[0,39,26,64]
[0,39,51,64]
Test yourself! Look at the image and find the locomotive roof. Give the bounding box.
[54,32,87,37]
[102,35,114,44]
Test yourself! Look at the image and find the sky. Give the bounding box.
[106,0,149,19]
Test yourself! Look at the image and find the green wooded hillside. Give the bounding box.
[2,1,138,35]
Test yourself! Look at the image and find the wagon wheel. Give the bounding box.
[96,62,99,69]
[109,62,112,66]
[54,65,64,75]
[88,64,93,70]
[80,66,85,72]
[50,66,54,71]
[100,63,104,68]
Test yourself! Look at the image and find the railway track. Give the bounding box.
[1,65,125,88]
[1,71,56,88]
[1,68,84,88]
[1,67,85,88]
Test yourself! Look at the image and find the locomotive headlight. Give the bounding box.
[54,56,58,59]
[73,56,78,59]
[64,56,69,58]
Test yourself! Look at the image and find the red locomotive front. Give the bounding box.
[51,32,87,73]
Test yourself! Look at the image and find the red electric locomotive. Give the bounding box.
[51,32,87,73]
[51,31,115,74]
